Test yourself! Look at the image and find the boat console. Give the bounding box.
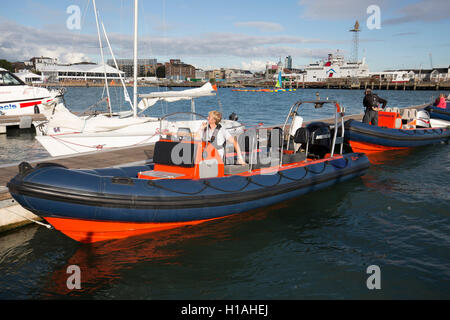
[378,108,420,129]
[138,138,225,180]
[138,102,347,181]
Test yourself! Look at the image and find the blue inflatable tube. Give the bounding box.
[345,119,450,149]
[425,104,450,122]
[7,153,369,242]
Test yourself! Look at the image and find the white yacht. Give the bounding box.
[0,68,61,116]
[303,52,370,82]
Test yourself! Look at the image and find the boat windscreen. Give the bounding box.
[0,71,26,86]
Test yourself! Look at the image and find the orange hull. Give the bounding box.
[349,140,409,154]
[45,217,223,243]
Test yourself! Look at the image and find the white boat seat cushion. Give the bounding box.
[401,109,411,119]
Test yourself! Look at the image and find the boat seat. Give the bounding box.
[224,164,250,175]
[153,140,197,167]
[401,109,411,119]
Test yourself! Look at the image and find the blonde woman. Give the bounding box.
[199,110,246,165]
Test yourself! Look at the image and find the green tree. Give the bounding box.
[0,59,14,72]
[156,66,166,78]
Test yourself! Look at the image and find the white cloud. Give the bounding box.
[384,0,450,25]
[241,60,275,72]
[298,0,389,20]
[0,20,92,63]
[234,21,284,32]
[0,20,347,67]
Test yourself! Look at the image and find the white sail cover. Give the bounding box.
[138,82,217,110]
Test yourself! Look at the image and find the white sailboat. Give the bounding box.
[35,0,242,157]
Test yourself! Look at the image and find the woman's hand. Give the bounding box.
[237,155,246,165]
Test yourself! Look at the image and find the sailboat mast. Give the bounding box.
[93,0,112,116]
[133,0,138,118]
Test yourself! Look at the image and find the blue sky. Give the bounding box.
[1,0,449,72]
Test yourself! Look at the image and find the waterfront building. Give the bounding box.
[165,59,196,81]
[107,58,157,78]
[206,69,225,81]
[380,66,450,83]
[224,69,253,82]
[285,56,293,70]
[194,69,206,81]
[14,70,43,84]
[38,63,125,82]
[31,56,58,71]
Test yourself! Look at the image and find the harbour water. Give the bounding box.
[0,87,448,300]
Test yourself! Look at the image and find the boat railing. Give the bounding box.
[158,111,208,141]
[280,100,346,166]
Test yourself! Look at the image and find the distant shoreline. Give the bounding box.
[31,80,450,91]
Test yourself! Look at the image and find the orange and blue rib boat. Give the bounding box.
[424,102,450,122]
[345,107,450,155]
[7,102,370,243]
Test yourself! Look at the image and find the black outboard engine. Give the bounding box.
[229,112,238,121]
[294,122,331,158]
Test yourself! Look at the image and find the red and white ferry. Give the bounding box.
[0,68,62,116]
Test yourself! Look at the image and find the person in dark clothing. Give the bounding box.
[362,88,387,125]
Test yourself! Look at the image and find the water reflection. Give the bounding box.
[40,204,282,298]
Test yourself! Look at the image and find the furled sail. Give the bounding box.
[138,82,217,110]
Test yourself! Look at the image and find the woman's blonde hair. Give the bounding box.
[208,110,222,125]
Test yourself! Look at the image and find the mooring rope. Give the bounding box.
[3,206,53,229]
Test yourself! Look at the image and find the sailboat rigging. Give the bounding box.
[34,0,243,157]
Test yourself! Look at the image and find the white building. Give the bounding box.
[369,71,412,83]
[383,67,450,82]
[31,57,57,70]
[37,63,125,82]
[224,69,253,82]
[14,70,44,84]
[195,69,206,81]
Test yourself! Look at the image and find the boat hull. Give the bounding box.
[345,119,450,154]
[425,105,450,122]
[44,216,222,243]
[8,153,369,243]
[0,84,60,116]
[0,97,55,116]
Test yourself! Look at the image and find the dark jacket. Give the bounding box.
[363,93,387,110]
